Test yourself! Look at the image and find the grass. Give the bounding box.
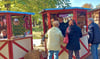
[32,31,42,39]
[32,25,43,39]
[32,25,43,32]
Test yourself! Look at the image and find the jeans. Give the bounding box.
[91,44,99,59]
[48,50,59,59]
[68,50,80,59]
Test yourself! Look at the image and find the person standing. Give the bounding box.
[66,20,82,59]
[45,21,64,59]
[88,18,100,59]
[58,17,68,37]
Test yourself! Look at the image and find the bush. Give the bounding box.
[32,26,43,32]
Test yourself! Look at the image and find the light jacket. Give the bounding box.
[45,27,64,51]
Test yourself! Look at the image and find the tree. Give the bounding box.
[13,0,57,25]
[0,0,71,25]
[0,0,57,24]
[56,0,71,8]
[96,4,100,8]
[82,3,93,9]
[0,0,16,10]
[0,0,10,10]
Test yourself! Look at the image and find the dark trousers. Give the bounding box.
[68,50,80,59]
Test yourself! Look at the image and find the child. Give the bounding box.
[1,29,7,38]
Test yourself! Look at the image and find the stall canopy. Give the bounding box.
[41,7,91,33]
[44,7,90,10]
[41,7,91,13]
[0,11,35,15]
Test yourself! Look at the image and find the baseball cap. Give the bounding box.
[14,18,19,22]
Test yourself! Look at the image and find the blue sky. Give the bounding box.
[71,0,100,8]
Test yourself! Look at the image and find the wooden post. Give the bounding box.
[6,14,11,39]
[8,41,13,59]
[9,15,12,37]
[47,12,51,29]
[29,15,33,50]
[88,12,92,18]
[90,12,92,18]
[42,14,46,34]
[86,11,88,32]
[29,15,32,34]
[42,14,48,53]
[6,14,13,59]
[73,9,77,24]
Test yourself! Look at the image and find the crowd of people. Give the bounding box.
[44,17,100,59]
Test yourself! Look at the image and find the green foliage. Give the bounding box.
[32,31,41,39]
[56,0,71,8]
[0,0,71,23]
[32,26,43,32]
[0,0,57,21]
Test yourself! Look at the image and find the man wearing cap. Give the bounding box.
[88,18,100,59]
[13,18,20,25]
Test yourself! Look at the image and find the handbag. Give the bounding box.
[63,27,69,44]
[63,34,69,44]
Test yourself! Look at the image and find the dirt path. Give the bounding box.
[33,40,100,59]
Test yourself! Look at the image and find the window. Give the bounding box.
[11,15,31,37]
[0,15,7,39]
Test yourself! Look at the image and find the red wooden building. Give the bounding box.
[88,8,100,26]
[0,11,34,59]
[41,7,91,59]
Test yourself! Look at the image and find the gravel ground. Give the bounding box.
[33,40,100,59]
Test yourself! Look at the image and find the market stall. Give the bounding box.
[88,8,100,25]
[0,11,34,59]
[41,7,90,59]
